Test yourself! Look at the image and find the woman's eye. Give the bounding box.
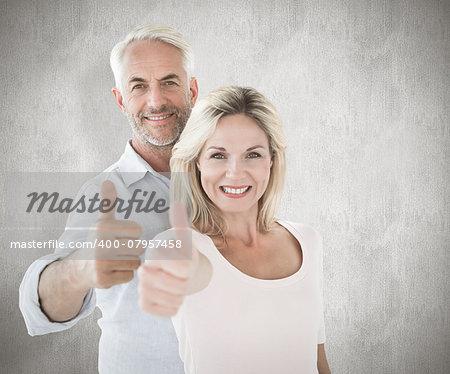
[247,152,261,158]
[210,153,225,159]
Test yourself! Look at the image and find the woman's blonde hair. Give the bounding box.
[170,86,286,237]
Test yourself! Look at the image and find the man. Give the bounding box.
[19,24,199,374]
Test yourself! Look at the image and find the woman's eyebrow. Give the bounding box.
[246,145,265,151]
[206,145,267,152]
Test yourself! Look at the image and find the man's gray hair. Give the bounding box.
[110,24,194,92]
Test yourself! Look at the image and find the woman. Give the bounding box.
[154,86,330,373]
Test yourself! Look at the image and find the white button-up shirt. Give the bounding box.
[19,142,184,374]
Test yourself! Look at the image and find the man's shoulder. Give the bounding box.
[73,158,123,197]
[103,159,121,173]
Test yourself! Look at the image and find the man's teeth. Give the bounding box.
[221,186,250,194]
[145,114,171,120]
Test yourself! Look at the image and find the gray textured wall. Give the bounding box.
[1,0,449,373]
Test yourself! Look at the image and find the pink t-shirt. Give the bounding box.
[172,221,326,374]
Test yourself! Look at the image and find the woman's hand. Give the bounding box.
[138,202,212,317]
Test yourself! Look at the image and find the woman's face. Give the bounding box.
[196,114,273,215]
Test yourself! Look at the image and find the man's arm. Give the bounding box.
[317,343,331,374]
[19,253,96,336]
[20,180,144,330]
[38,258,91,322]
[37,181,143,322]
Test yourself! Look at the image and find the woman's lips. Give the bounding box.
[219,185,252,198]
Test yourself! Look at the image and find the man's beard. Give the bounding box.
[126,104,191,147]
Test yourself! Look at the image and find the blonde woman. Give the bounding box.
[139,86,331,373]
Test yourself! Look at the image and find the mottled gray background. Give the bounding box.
[1,0,449,373]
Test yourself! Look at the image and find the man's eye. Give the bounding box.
[163,81,177,86]
[211,153,225,159]
[248,152,261,158]
[132,84,144,90]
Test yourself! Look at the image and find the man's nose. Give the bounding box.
[145,84,167,109]
[226,158,246,179]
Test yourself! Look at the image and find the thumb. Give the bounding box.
[98,180,117,221]
[169,202,192,259]
[169,201,189,230]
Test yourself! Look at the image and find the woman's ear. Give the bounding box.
[196,158,201,171]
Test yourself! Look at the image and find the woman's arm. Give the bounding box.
[317,344,331,374]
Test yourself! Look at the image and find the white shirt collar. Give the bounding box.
[117,141,158,187]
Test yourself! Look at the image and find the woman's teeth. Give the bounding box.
[221,186,250,194]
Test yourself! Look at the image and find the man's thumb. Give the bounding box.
[99,180,117,221]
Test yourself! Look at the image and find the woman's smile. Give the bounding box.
[219,185,252,198]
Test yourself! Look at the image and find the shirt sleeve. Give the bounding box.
[19,253,96,336]
[316,231,326,344]
[18,182,101,336]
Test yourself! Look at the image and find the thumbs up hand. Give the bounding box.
[138,202,212,317]
[69,180,144,291]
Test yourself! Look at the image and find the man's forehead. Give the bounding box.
[122,40,184,70]
[120,40,186,85]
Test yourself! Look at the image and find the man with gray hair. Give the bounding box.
[19,24,199,373]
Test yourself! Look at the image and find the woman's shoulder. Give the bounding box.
[190,229,216,255]
[276,221,324,271]
[191,228,210,240]
[276,220,321,239]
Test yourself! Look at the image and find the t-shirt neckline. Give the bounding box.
[203,220,309,288]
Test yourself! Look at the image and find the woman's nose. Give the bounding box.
[225,158,246,179]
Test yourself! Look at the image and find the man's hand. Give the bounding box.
[67,180,144,291]
[138,202,210,317]
[38,180,144,322]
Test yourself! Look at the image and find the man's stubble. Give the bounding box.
[126,102,192,147]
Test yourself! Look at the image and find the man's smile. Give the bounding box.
[141,113,175,125]
[143,113,173,121]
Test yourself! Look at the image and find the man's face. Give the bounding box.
[114,40,198,147]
